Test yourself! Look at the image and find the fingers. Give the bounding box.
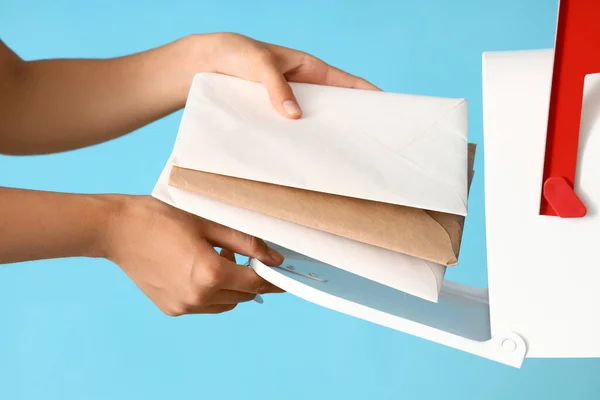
[252,44,380,119]
[325,65,381,90]
[305,63,380,91]
[204,221,284,267]
[219,247,236,263]
[254,51,303,119]
[216,255,284,294]
[280,50,380,91]
[160,243,284,317]
[217,248,284,298]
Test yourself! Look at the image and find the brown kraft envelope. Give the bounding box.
[168,144,476,266]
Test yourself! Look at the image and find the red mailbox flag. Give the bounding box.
[541,0,600,218]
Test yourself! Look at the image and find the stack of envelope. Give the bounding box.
[153,73,473,303]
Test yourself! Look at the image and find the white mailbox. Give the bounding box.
[248,47,600,369]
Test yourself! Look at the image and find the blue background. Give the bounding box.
[1,0,599,399]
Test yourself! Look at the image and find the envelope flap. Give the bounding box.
[172,73,469,215]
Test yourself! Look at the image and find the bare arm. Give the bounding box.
[0,187,113,263]
[0,185,286,315]
[0,36,201,155]
[0,33,376,155]
[0,33,376,316]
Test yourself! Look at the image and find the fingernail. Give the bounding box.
[267,247,285,264]
[253,294,264,304]
[283,100,302,116]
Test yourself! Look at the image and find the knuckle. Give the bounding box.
[303,54,319,66]
[258,283,269,295]
[252,278,268,295]
[246,235,264,255]
[223,32,244,40]
[199,260,224,288]
[163,304,185,317]
[302,54,324,71]
[163,308,177,317]
[212,32,241,44]
[254,48,276,65]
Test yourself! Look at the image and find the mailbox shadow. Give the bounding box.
[576,74,600,216]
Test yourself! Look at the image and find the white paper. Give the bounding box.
[152,73,473,302]
[171,73,469,216]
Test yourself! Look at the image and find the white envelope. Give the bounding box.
[172,73,469,215]
[152,73,469,302]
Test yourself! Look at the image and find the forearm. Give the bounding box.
[0,35,206,155]
[0,186,115,263]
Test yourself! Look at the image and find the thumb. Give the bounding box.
[257,59,302,119]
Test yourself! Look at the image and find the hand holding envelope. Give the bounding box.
[153,73,473,303]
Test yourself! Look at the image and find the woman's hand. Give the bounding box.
[103,195,285,316]
[0,33,377,316]
[0,187,284,317]
[193,32,379,119]
[1,33,378,154]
